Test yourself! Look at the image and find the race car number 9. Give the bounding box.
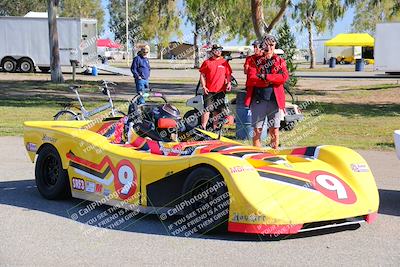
[313,172,356,204]
[118,165,134,195]
[114,160,137,200]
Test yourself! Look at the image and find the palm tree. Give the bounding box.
[292,0,345,69]
[251,0,291,39]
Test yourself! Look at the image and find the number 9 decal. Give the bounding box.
[312,171,356,204]
[114,160,137,200]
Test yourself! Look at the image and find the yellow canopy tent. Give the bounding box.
[325,33,375,47]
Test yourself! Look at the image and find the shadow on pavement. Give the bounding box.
[0,179,374,242]
[378,189,400,217]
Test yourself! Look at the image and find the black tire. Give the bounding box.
[181,167,230,234]
[1,57,17,72]
[39,67,50,73]
[183,109,200,130]
[18,58,34,73]
[280,120,297,131]
[231,76,238,88]
[35,145,71,200]
[54,110,80,121]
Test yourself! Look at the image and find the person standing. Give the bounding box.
[131,45,151,104]
[199,44,232,130]
[245,35,289,148]
[244,40,262,75]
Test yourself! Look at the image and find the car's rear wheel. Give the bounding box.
[35,145,71,199]
[182,167,230,234]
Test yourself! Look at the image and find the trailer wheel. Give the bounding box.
[18,58,34,73]
[1,57,17,72]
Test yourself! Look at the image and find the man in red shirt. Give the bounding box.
[245,35,289,148]
[244,40,262,75]
[199,44,232,130]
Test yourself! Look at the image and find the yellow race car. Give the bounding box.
[24,94,379,235]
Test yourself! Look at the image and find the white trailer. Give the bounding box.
[374,22,400,74]
[0,16,97,73]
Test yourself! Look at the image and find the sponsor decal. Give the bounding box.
[72,178,85,191]
[95,183,103,193]
[26,142,37,152]
[103,188,111,196]
[42,134,57,143]
[85,181,95,193]
[351,163,369,173]
[229,166,254,174]
[232,213,266,223]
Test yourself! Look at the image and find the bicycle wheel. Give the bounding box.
[54,110,80,121]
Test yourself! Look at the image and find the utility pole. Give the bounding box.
[126,0,129,66]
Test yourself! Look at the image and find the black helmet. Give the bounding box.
[152,104,181,121]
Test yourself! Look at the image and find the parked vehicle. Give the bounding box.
[24,104,379,235]
[0,15,97,73]
[374,22,400,74]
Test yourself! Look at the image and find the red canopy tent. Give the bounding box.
[97,39,122,49]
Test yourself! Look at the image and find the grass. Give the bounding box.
[337,83,400,91]
[282,103,400,150]
[0,79,398,151]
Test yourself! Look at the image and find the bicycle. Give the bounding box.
[54,80,126,121]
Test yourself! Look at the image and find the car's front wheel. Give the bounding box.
[35,145,71,199]
[181,167,230,234]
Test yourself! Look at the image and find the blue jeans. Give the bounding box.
[135,79,149,104]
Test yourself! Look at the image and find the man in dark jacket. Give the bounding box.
[131,45,151,104]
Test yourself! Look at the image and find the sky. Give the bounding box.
[100,0,355,49]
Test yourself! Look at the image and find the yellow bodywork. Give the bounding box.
[24,120,379,232]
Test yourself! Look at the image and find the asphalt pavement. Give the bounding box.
[0,137,399,266]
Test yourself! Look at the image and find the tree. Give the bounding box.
[350,0,400,35]
[48,0,64,83]
[276,17,297,99]
[59,0,105,33]
[108,0,180,50]
[0,0,46,16]
[108,0,140,46]
[292,0,345,69]
[251,0,291,39]
[184,0,227,68]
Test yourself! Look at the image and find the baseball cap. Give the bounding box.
[211,44,223,50]
[251,40,261,46]
[260,34,277,50]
